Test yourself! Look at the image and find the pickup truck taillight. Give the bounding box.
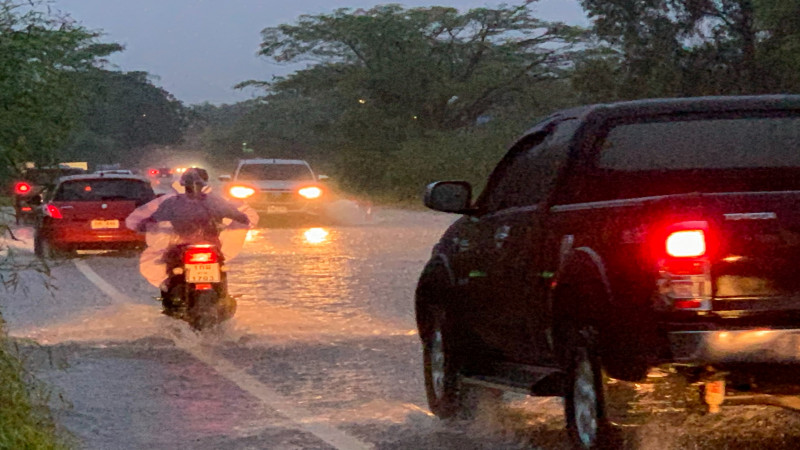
[656,221,712,311]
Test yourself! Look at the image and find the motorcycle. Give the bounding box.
[161,243,236,330]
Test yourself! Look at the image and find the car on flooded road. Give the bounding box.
[415,95,800,448]
[33,173,156,258]
[219,158,328,222]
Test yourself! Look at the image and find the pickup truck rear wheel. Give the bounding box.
[422,306,478,419]
[565,326,615,449]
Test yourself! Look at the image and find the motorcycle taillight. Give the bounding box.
[183,246,218,264]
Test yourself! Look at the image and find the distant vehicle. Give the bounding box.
[219,159,327,219]
[416,95,800,448]
[34,173,155,258]
[146,167,173,179]
[95,169,134,175]
[11,165,86,224]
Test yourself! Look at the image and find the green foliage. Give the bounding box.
[0,334,64,449]
[200,2,590,200]
[254,3,588,133]
[578,0,800,99]
[60,70,188,167]
[0,0,122,179]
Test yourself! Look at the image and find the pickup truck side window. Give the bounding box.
[479,119,578,213]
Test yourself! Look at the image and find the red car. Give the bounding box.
[34,174,156,258]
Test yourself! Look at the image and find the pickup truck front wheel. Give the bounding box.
[422,306,478,419]
[565,326,615,449]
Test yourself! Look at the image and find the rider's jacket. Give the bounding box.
[126,190,257,287]
[150,193,249,244]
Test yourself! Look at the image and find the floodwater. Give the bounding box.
[2,208,800,449]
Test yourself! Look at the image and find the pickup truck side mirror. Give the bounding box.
[424,181,473,213]
[218,175,231,182]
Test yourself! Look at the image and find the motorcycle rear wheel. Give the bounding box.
[189,290,221,330]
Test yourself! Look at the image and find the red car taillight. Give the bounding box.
[14,182,32,195]
[655,221,712,311]
[44,204,63,219]
[183,246,218,264]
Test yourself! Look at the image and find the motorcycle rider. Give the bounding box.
[126,167,257,298]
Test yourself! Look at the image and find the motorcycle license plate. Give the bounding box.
[185,263,220,283]
[267,205,288,214]
[91,219,119,229]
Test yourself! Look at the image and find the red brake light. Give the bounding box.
[149,169,159,176]
[666,230,706,258]
[14,182,31,195]
[194,283,213,290]
[183,246,218,264]
[45,204,63,219]
[656,220,712,311]
[674,299,702,309]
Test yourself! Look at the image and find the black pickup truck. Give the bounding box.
[416,95,800,448]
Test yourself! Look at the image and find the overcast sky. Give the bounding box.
[52,0,589,105]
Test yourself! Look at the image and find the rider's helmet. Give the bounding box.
[180,167,209,196]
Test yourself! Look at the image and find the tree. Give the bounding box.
[60,70,188,166]
[579,0,800,99]
[0,0,121,177]
[246,3,587,133]
[229,2,589,193]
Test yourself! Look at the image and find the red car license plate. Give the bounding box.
[91,219,119,229]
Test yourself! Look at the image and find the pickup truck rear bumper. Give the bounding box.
[669,329,800,364]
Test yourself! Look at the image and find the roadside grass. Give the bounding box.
[0,331,66,449]
[1,207,66,449]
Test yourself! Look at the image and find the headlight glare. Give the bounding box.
[229,186,256,199]
[298,186,322,199]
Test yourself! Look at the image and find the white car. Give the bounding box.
[219,159,326,218]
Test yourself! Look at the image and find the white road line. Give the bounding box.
[73,259,374,450]
[73,259,133,304]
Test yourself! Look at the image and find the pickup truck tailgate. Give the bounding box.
[708,192,800,307]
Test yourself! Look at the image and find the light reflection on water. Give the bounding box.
[9,211,454,347]
[226,213,453,341]
[303,227,329,244]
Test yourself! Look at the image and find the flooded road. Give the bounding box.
[4,209,800,449]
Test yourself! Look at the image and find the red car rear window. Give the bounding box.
[54,179,154,204]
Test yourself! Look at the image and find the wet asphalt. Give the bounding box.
[3,209,800,449]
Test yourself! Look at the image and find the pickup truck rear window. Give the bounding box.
[54,179,155,203]
[599,115,800,170]
[237,164,313,181]
[566,114,800,203]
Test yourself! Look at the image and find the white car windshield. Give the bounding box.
[236,164,313,181]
